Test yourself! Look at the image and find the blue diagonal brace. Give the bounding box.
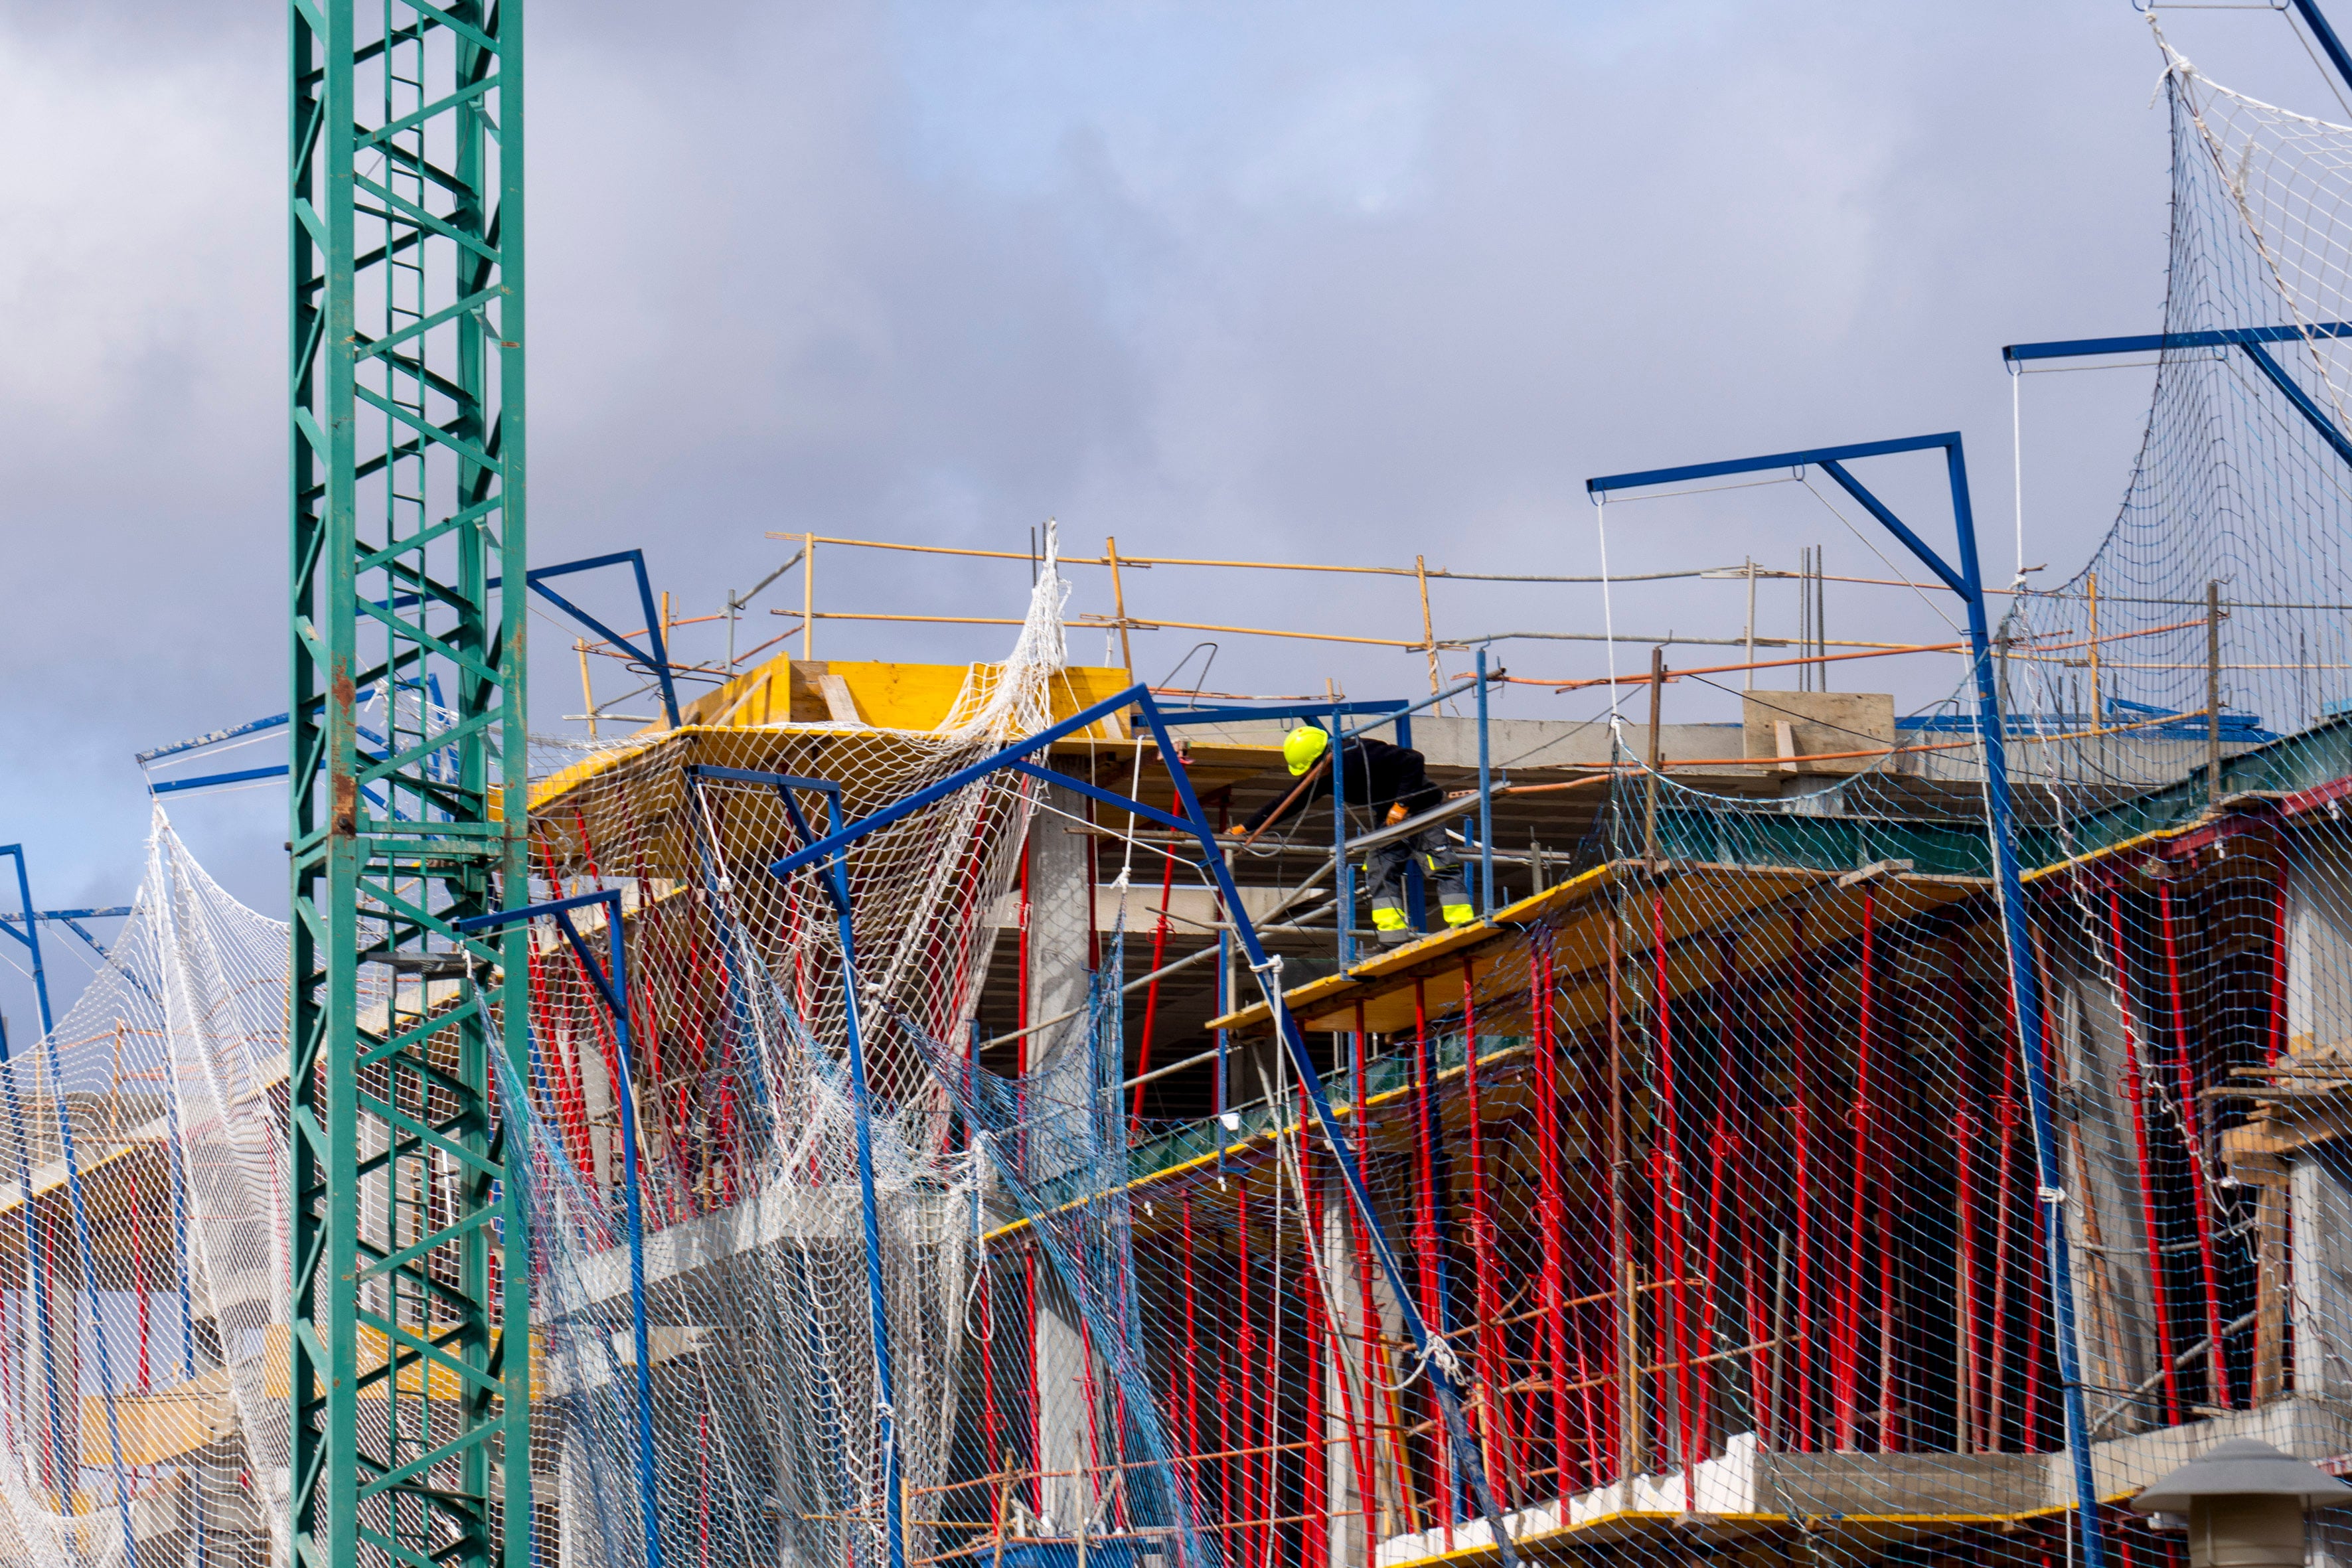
[769,690,1139,880]
[2239,341,2352,471]
[524,550,679,730]
[1004,759,1195,834]
[757,686,1523,1567]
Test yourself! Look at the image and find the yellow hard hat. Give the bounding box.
[1283,726,1331,776]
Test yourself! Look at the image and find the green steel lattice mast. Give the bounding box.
[289,3,530,1565]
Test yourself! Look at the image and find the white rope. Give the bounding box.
[2013,362,2028,586]
[1593,495,1626,744]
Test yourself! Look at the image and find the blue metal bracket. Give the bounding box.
[676,763,909,1568]
[384,546,690,729]
[1588,433,2109,1568]
[454,890,665,1568]
[764,682,1523,1567]
[1151,699,1410,728]
[135,712,291,768]
[155,548,684,803]
[2006,323,2352,473]
[522,550,681,731]
[0,907,133,963]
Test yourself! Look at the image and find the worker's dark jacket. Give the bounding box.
[1240,737,1441,835]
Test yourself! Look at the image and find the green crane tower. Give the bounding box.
[287,3,530,1565]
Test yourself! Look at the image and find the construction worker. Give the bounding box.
[1239,726,1473,943]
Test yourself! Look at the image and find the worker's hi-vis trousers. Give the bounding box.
[1366,827,1474,935]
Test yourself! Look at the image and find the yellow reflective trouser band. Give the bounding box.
[1441,903,1475,925]
[1372,908,1409,931]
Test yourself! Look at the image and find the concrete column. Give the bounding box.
[1319,1152,1414,1561]
[25,1231,78,1503]
[1025,772,1099,1535]
[2043,930,2160,1419]
[2282,843,2352,1397]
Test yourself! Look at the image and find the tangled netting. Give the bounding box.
[505,538,1160,1568]
[0,815,294,1568]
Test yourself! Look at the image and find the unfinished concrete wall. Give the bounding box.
[1025,769,1103,1536]
[2043,923,2163,1424]
[2293,1150,2352,1401]
[2286,831,2352,1061]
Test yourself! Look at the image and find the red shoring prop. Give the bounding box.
[1787,910,1817,1454]
[1412,980,1454,1543]
[1354,1005,1421,1540]
[1459,958,1514,1504]
[2270,865,2288,1066]
[1988,1011,2022,1454]
[1300,1095,1328,1568]
[1237,1182,1260,1568]
[1533,938,1575,1498]
[1831,890,1875,1452]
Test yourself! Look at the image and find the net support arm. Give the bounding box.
[2005,323,2352,473]
[1588,433,2110,1568]
[522,550,681,730]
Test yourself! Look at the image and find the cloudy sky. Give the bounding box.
[0,0,2341,988]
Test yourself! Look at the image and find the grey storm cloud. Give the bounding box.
[0,0,2339,939]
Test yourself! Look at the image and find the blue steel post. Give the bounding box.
[0,865,66,1522]
[1585,433,2108,1568]
[725,771,910,1568]
[813,789,911,1568]
[580,905,664,1568]
[1331,706,1353,965]
[0,847,138,1567]
[459,892,664,1568]
[1475,649,1494,914]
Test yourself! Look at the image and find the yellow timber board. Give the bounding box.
[1208,860,1992,1039]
